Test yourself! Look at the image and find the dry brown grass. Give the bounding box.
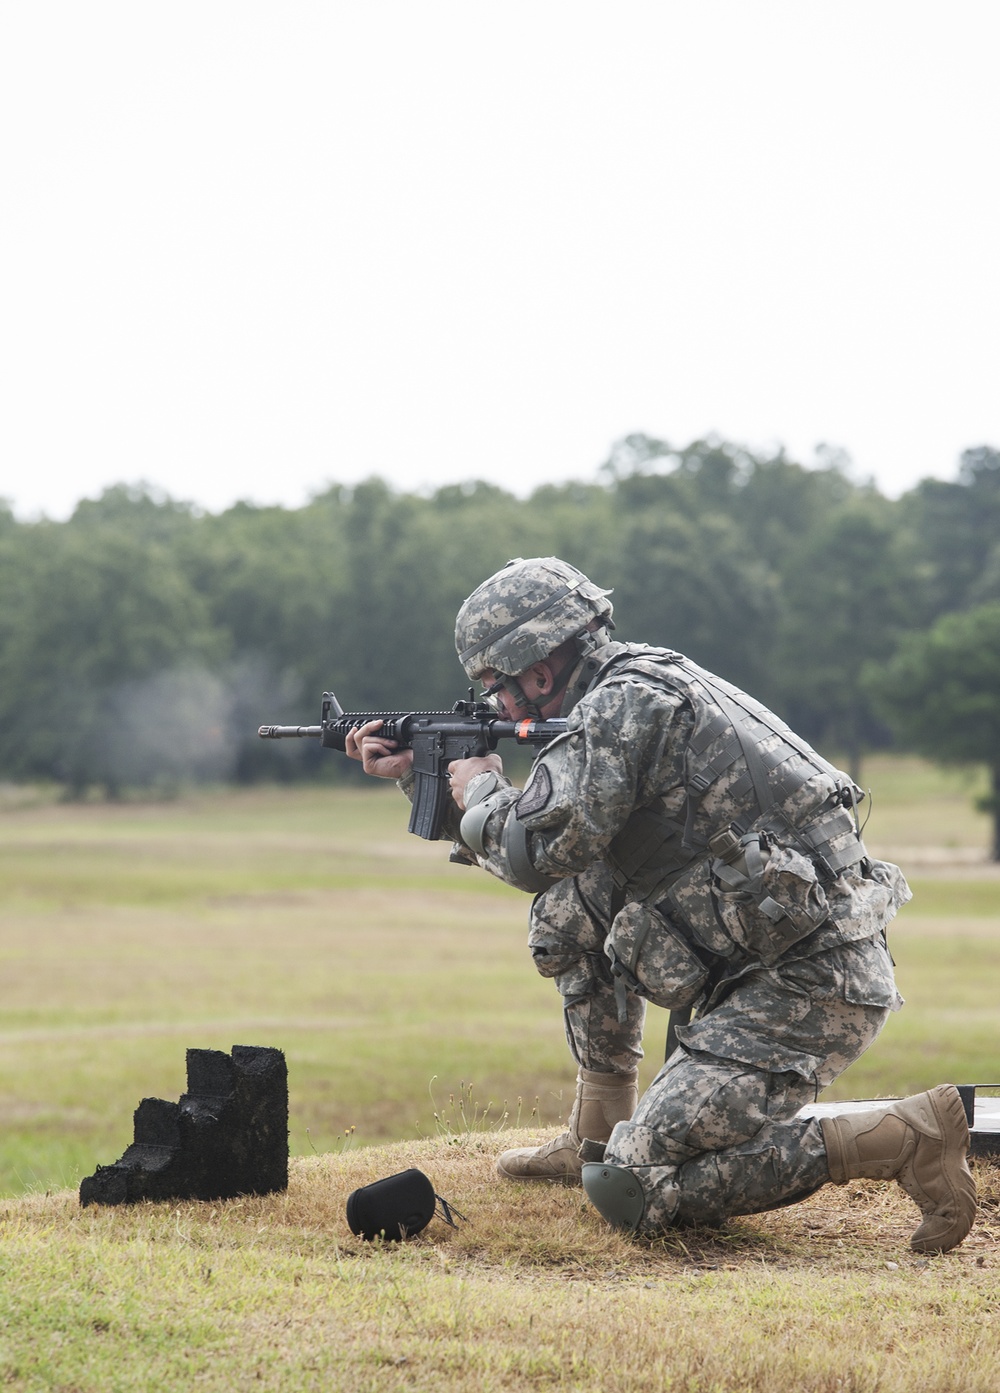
[2,1132,998,1392]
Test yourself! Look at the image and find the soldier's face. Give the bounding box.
[478,669,522,720]
[479,665,564,721]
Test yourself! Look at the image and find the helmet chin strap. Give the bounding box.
[501,675,545,719]
[487,625,612,720]
[480,675,542,719]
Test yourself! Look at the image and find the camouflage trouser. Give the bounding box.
[605,934,898,1231]
[530,865,900,1231]
[529,864,645,1074]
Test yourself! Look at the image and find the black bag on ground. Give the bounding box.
[346,1168,437,1241]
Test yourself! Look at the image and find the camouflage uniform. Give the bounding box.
[453,621,909,1233]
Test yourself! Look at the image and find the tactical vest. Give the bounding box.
[575,646,873,1012]
[594,645,866,905]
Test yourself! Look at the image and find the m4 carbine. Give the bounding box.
[259,692,567,841]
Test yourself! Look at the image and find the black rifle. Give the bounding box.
[259,692,567,841]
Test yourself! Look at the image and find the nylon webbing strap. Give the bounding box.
[795,812,868,874]
[687,708,732,755]
[725,741,819,808]
[681,659,842,785]
[694,679,781,815]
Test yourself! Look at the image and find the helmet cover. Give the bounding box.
[455,556,613,680]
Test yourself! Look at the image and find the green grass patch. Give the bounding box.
[1,766,998,1391]
[856,754,992,853]
[0,766,998,1200]
[899,878,1000,917]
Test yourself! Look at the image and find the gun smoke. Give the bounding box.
[89,657,304,796]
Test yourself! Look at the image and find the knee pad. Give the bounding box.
[581,1161,646,1231]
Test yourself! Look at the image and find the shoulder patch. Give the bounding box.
[516,764,553,820]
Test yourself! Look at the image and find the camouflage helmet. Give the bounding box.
[455,557,614,680]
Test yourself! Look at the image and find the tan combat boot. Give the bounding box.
[820,1084,977,1253]
[496,1067,638,1185]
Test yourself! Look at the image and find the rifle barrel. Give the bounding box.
[257,724,323,739]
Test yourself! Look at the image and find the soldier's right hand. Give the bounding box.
[344,719,415,781]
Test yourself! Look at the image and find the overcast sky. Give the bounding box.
[2,2,998,520]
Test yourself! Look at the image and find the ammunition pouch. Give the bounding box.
[605,900,711,1012]
[602,796,871,1016]
[710,827,831,966]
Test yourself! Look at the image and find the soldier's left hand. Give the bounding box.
[447,754,504,810]
[344,719,415,780]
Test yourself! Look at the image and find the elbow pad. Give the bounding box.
[459,772,509,857]
[500,814,563,893]
[459,772,562,893]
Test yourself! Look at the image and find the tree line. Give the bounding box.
[1,437,999,853]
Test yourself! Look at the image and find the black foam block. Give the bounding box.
[80,1044,288,1206]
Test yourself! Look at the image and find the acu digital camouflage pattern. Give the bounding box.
[604,933,896,1231]
[454,635,910,1230]
[454,556,613,680]
[528,864,646,1073]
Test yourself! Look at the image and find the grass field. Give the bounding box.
[1,758,998,1391]
[1,757,997,1200]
